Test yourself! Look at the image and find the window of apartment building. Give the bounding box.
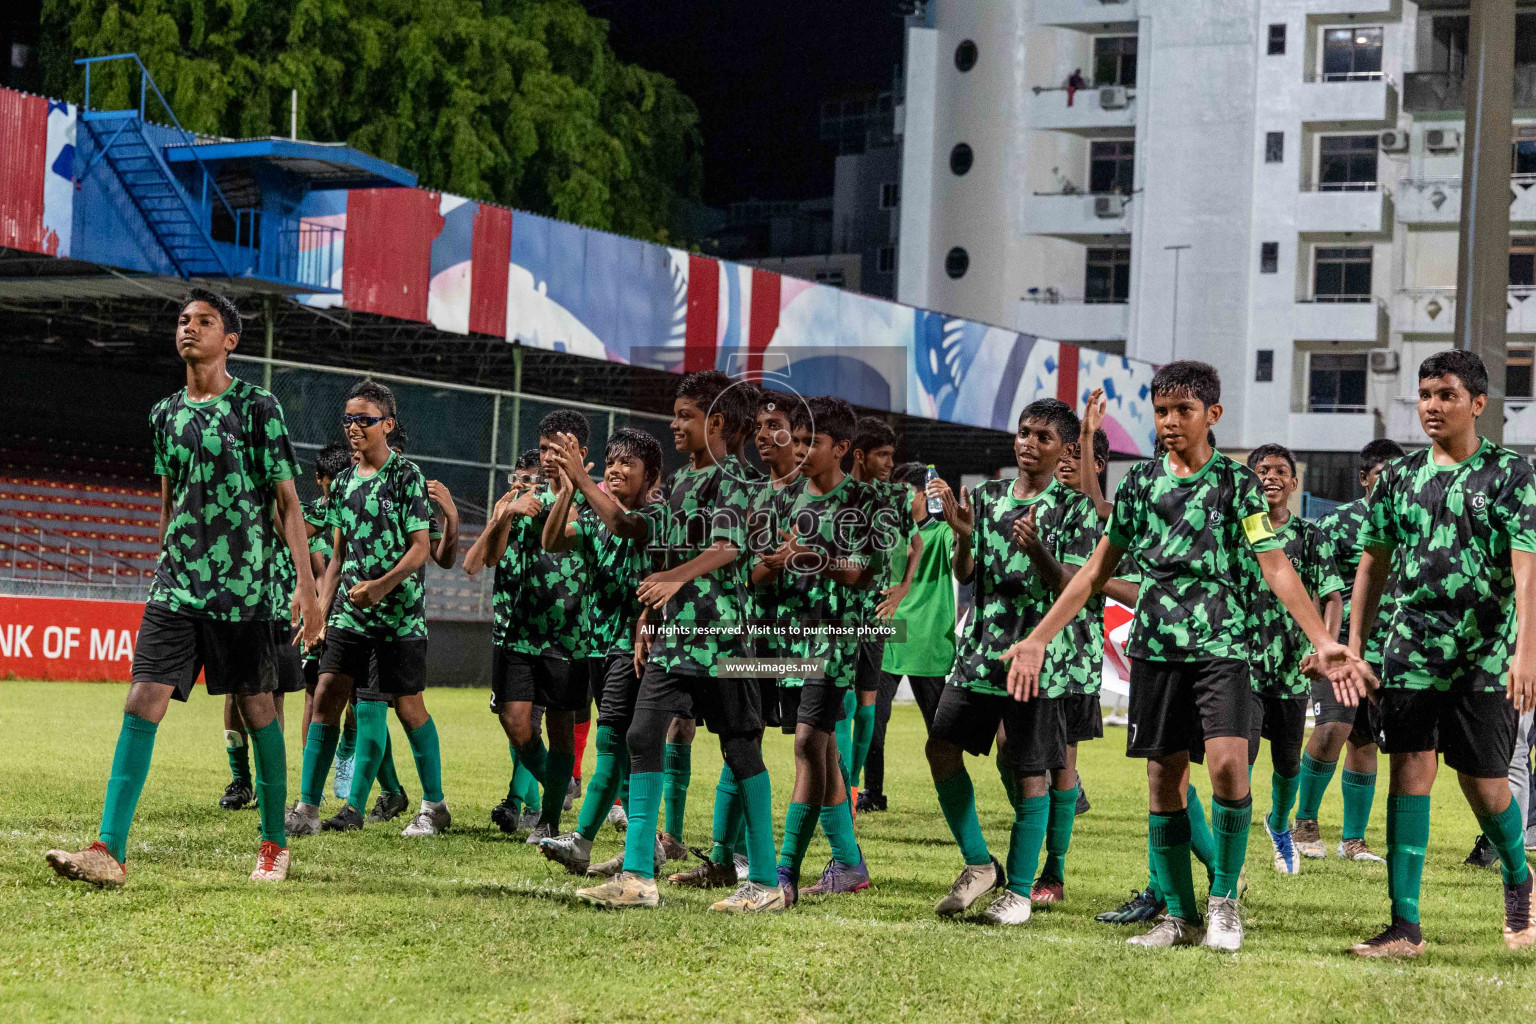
[1308,353,1368,412]
[814,268,846,287]
[1085,247,1131,303]
[1268,24,1286,56]
[1512,237,1536,287]
[1093,36,1137,87]
[1321,26,1383,81]
[1429,16,1468,75]
[1265,132,1285,163]
[1313,246,1373,301]
[877,246,896,274]
[1260,242,1279,273]
[879,182,899,209]
[1318,135,1379,190]
[1256,349,1275,382]
[1511,347,1535,399]
[1516,139,1536,176]
[1089,141,1135,194]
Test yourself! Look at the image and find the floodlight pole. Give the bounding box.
[1165,244,1191,361]
[1455,0,1515,443]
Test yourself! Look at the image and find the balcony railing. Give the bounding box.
[1301,294,1374,303]
[1305,71,1387,84]
[1405,66,1536,112]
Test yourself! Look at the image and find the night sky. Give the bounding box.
[593,0,906,206]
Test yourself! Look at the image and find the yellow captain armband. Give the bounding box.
[1241,512,1275,546]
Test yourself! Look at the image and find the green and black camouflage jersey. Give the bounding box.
[1105,452,1280,663]
[147,378,301,621]
[265,507,298,622]
[647,456,755,678]
[324,453,433,640]
[499,490,592,660]
[1363,439,1536,690]
[949,477,1097,697]
[576,500,667,656]
[1243,515,1345,698]
[740,477,792,638]
[303,498,331,559]
[855,477,917,625]
[747,473,877,688]
[1314,496,1399,659]
[1053,509,1107,697]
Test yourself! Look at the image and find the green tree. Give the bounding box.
[40,0,703,243]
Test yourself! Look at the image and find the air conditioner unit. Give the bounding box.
[1093,194,1127,218]
[1425,128,1462,153]
[1369,348,1400,375]
[1378,129,1409,153]
[1098,86,1129,109]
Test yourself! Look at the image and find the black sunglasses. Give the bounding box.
[342,413,388,428]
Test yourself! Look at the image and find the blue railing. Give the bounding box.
[75,53,244,277]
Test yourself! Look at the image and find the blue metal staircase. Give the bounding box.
[75,54,243,280]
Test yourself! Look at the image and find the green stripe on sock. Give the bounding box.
[249,719,288,845]
[1187,784,1216,876]
[662,742,691,838]
[850,701,876,788]
[1267,769,1299,834]
[405,717,443,803]
[1387,793,1430,924]
[1006,794,1049,896]
[820,801,862,866]
[99,713,157,864]
[737,770,778,886]
[576,726,625,841]
[1295,752,1337,822]
[299,722,340,807]
[622,771,664,877]
[1040,786,1079,883]
[934,771,990,867]
[1148,811,1197,921]
[1477,801,1533,887]
[1341,769,1376,842]
[778,801,820,876]
[1210,795,1252,900]
[348,701,390,814]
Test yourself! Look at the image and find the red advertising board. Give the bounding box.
[0,595,145,681]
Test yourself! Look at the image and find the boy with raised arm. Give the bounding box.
[48,289,322,887]
[1003,361,1366,951]
[1343,351,1536,956]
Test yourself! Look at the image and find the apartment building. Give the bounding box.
[898,0,1536,496]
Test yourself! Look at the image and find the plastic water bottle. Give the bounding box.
[925,465,944,515]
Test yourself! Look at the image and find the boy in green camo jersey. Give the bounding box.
[577,370,784,912]
[476,411,594,844]
[465,451,547,832]
[922,398,1097,926]
[670,387,804,889]
[753,397,880,905]
[536,427,667,874]
[1293,439,1405,864]
[283,381,451,840]
[1242,444,1344,877]
[47,289,322,888]
[847,417,918,814]
[1005,361,1368,951]
[1342,350,1536,957]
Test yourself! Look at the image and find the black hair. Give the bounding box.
[1359,438,1405,476]
[538,408,590,446]
[892,461,929,487]
[1418,349,1489,398]
[1246,443,1296,475]
[721,380,761,445]
[386,421,408,453]
[804,395,857,444]
[1018,398,1081,446]
[1091,428,1109,467]
[515,448,540,470]
[758,389,796,419]
[1150,359,1221,407]
[346,379,397,418]
[605,427,664,488]
[183,287,242,339]
[314,440,352,482]
[675,370,735,432]
[852,416,897,456]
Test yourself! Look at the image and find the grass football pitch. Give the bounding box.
[2,680,1533,1023]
